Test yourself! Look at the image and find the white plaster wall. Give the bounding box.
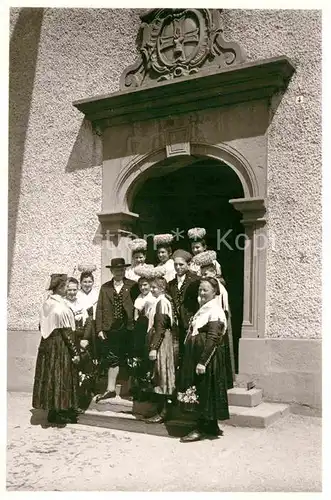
[8,8,141,330]
[221,9,322,339]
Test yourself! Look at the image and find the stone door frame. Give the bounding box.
[98,140,267,340]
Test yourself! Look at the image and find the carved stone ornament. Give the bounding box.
[120,8,246,90]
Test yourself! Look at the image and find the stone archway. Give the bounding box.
[110,142,259,214]
[98,142,267,341]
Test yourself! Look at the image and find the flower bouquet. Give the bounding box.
[127,357,140,372]
[177,385,199,412]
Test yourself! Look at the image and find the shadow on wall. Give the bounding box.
[65,119,103,172]
[8,8,44,289]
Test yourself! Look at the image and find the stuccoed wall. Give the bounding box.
[8,8,141,330]
[220,9,322,339]
[8,9,321,340]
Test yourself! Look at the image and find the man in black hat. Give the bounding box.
[95,258,139,402]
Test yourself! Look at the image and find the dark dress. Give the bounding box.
[129,309,155,400]
[178,320,230,422]
[133,308,149,360]
[75,308,99,409]
[32,327,79,411]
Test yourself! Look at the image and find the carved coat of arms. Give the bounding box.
[120,9,246,90]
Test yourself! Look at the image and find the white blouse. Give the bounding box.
[125,266,140,282]
[76,288,99,324]
[157,258,176,282]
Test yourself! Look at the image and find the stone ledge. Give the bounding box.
[78,410,195,438]
[236,371,321,410]
[73,56,295,128]
[77,401,290,435]
[226,403,290,428]
[238,338,322,409]
[227,388,263,407]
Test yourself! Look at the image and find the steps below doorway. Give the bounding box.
[77,387,289,436]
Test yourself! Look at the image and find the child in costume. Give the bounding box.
[153,233,176,282]
[126,238,148,282]
[187,227,222,278]
[144,267,179,423]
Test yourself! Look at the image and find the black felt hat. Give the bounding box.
[106,258,130,269]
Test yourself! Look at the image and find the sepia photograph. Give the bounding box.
[5,1,324,493]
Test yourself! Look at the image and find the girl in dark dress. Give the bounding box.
[32,274,80,424]
[178,277,230,442]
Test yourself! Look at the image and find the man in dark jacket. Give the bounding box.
[167,249,200,367]
[95,258,139,402]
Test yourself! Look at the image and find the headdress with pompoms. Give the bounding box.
[77,264,97,273]
[153,233,174,248]
[193,250,217,267]
[135,264,166,279]
[187,227,206,242]
[129,238,147,253]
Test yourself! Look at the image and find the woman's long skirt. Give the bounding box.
[150,329,177,397]
[179,332,230,421]
[32,329,79,411]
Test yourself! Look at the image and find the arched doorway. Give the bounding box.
[131,157,245,372]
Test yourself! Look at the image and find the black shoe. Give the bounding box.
[145,413,165,424]
[205,425,223,437]
[180,430,204,443]
[57,410,77,424]
[47,410,58,423]
[95,390,116,403]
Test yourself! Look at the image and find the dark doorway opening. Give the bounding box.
[131,158,245,372]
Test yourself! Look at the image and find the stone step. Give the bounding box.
[227,402,290,428]
[78,409,195,438]
[227,387,263,407]
[77,397,290,435]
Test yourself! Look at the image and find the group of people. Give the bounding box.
[32,227,235,443]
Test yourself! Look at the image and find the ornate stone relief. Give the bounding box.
[120,8,246,90]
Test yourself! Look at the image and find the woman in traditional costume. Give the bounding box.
[154,233,176,282]
[32,274,80,424]
[187,227,222,278]
[144,270,179,423]
[196,251,235,388]
[178,277,230,442]
[125,238,148,282]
